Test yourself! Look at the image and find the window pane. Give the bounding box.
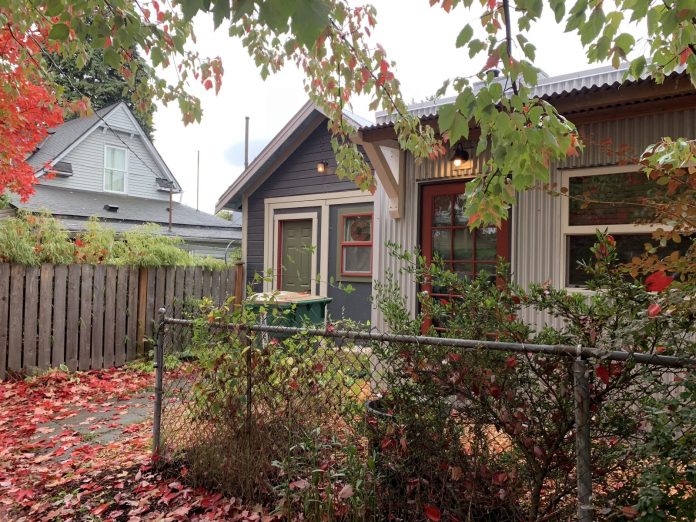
[344,215,372,242]
[432,229,451,260]
[476,226,498,261]
[453,229,474,260]
[454,194,468,225]
[566,234,688,287]
[343,246,371,274]
[106,147,126,171]
[453,262,474,280]
[432,195,452,226]
[105,169,124,192]
[568,172,659,226]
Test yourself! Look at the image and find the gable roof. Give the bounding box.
[13,185,240,242]
[215,100,372,212]
[27,101,182,192]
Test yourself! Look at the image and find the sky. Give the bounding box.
[151,1,637,214]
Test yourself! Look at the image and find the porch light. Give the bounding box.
[317,161,329,174]
[450,142,471,169]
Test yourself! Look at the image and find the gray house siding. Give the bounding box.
[372,108,696,332]
[246,123,363,287]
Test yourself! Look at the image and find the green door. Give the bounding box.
[279,219,313,293]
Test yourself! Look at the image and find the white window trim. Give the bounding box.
[560,165,667,291]
[262,190,374,295]
[103,144,128,194]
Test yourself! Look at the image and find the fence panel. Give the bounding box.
[0,262,243,377]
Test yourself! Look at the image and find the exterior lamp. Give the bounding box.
[317,161,329,174]
[450,142,471,169]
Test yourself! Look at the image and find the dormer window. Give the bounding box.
[104,145,127,193]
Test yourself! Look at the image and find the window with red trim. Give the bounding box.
[340,213,373,277]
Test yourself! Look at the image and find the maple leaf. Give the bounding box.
[644,271,673,293]
[424,504,442,521]
[647,303,662,318]
[595,365,611,385]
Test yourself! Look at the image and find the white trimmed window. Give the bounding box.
[560,166,673,288]
[104,145,127,193]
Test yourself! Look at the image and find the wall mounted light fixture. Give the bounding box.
[317,161,329,174]
[450,142,472,169]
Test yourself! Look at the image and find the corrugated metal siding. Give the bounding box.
[415,141,488,181]
[372,153,419,332]
[45,128,169,200]
[374,108,696,332]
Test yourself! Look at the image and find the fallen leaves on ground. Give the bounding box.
[0,367,277,521]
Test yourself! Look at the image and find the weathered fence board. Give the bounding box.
[103,267,117,368]
[38,264,54,370]
[0,263,242,377]
[52,266,67,367]
[91,266,105,369]
[0,264,9,379]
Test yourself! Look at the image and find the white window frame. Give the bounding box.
[560,165,666,291]
[103,144,128,194]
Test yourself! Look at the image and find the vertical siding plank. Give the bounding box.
[65,265,81,371]
[114,267,128,366]
[52,266,67,368]
[144,267,156,340]
[174,266,185,317]
[78,265,93,371]
[0,264,10,379]
[164,267,176,315]
[193,266,203,299]
[38,264,54,370]
[91,265,106,369]
[126,267,138,361]
[103,267,117,368]
[23,266,39,372]
[7,265,25,372]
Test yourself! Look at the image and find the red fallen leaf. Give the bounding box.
[647,303,662,317]
[424,504,442,521]
[505,356,517,369]
[14,488,34,501]
[622,505,639,518]
[492,471,508,485]
[169,505,191,517]
[645,271,673,293]
[92,503,110,516]
[595,365,610,385]
[289,479,309,490]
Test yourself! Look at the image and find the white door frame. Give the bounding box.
[271,212,318,294]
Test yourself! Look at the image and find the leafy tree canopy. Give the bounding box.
[1,0,694,235]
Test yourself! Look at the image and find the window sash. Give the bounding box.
[340,212,373,276]
[104,146,127,193]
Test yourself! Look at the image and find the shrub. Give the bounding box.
[0,211,74,265]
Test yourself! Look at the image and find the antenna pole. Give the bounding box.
[196,150,200,211]
[244,116,250,169]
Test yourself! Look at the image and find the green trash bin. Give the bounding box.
[246,291,332,329]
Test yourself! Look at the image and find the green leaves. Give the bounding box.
[291,0,331,47]
[48,23,69,41]
[455,24,473,48]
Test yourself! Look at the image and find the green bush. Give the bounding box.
[0,211,228,269]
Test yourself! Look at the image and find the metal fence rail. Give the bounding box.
[153,314,695,521]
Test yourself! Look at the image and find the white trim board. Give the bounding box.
[263,190,374,296]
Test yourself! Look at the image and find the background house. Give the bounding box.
[216,101,375,323]
[359,64,695,331]
[12,102,240,260]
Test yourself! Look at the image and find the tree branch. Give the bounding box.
[502,0,518,95]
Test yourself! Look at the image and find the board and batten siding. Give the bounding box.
[44,105,168,201]
[245,124,362,288]
[372,108,696,332]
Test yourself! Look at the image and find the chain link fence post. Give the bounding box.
[152,308,166,462]
[573,351,594,522]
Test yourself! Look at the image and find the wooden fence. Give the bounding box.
[0,262,244,379]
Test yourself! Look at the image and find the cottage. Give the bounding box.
[13,102,240,259]
[216,101,375,323]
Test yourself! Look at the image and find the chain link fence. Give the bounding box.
[153,315,695,521]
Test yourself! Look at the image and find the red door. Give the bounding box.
[420,182,510,330]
